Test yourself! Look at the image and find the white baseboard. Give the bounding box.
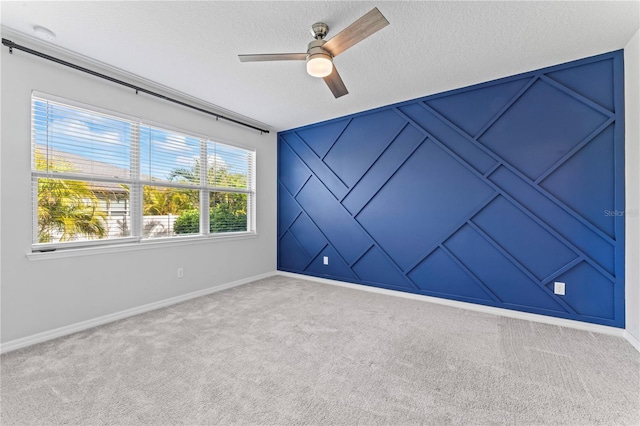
[278,271,627,339]
[0,271,277,354]
[624,331,640,352]
[5,270,635,354]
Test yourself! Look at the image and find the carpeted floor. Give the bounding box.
[1,275,639,425]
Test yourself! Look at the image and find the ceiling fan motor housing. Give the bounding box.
[308,22,332,65]
[307,39,331,60]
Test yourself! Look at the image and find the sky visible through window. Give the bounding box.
[33,99,250,185]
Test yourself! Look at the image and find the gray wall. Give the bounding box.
[625,29,640,345]
[0,34,277,344]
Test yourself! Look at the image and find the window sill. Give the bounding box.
[26,232,258,261]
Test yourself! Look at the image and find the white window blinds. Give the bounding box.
[31,93,256,250]
[32,97,135,181]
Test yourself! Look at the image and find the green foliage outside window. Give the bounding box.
[174,202,247,234]
[35,149,109,243]
[143,186,197,215]
[35,148,249,242]
[169,161,249,234]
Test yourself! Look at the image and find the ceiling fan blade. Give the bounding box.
[323,8,389,57]
[323,66,348,98]
[238,53,307,62]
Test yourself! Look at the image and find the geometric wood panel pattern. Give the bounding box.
[278,50,625,328]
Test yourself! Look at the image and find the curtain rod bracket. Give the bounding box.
[1,38,270,134]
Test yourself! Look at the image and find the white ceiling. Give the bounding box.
[1,1,639,132]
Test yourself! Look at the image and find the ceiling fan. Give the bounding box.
[238,8,389,98]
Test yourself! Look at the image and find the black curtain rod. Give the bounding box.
[2,38,270,134]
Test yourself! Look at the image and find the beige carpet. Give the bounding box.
[2,275,639,425]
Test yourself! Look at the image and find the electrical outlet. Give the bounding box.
[323,256,329,265]
[177,267,184,278]
[554,281,565,295]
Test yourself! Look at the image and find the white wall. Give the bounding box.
[0,34,277,344]
[625,29,640,348]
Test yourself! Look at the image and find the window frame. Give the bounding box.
[30,91,257,252]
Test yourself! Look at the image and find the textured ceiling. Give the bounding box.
[1,1,639,131]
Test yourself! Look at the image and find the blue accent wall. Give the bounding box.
[277,51,625,328]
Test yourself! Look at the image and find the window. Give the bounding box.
[31,93,255,251]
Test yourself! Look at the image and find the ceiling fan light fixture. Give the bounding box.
[306,53,333,78]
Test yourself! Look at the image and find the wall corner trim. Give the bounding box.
[624,331,640,352]
[0,271,279,354]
